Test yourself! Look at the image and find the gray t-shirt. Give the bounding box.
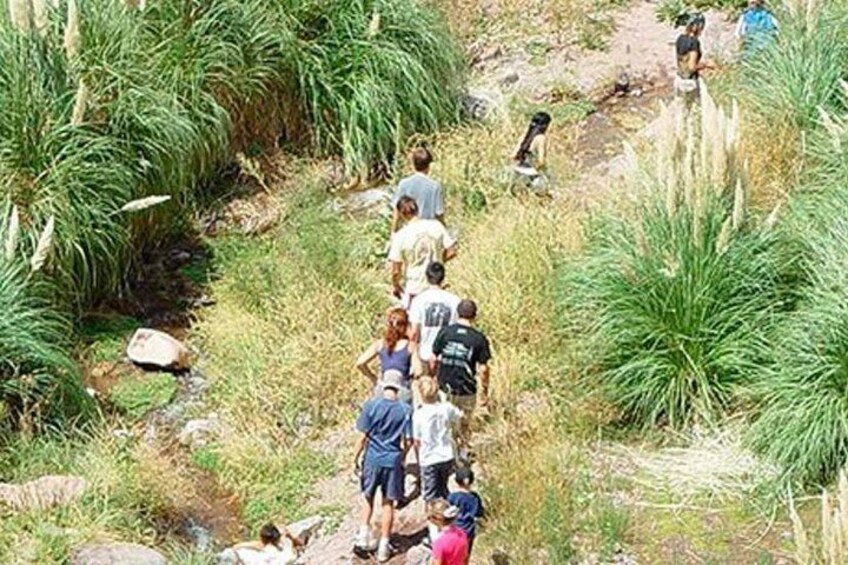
[392,173,445,220]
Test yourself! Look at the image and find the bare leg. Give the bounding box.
[380,498,394,540]
[361,495,374,531]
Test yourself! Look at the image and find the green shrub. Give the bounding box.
[560,190,781,428]
[109,373,177,420]
[748,187,848,486]
[0,260,89,429]
[559,96,782,429]
[740,1,848,135]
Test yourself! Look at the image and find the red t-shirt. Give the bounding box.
[432,525,469,565]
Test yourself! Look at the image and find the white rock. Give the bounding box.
[333,189,391,217]
[127,328,190,371]
[0,475,87,512]
[404,544,431,565]
[71,542,166,565]
[287,515,324,545]
[178,415,220,449]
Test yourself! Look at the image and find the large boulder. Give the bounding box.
[127,328,190,371]
[71,542,166,565]
[0,475,87,512]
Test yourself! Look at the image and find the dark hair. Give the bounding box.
[455,466,475,487]
[384,307,409,352]
[426,262,446,286]
[457,299,477,320]
[260,523,281,546]
[411,147,433,172]
[676,12,705,29]
[515,112,552,165]
[396,195,419,217]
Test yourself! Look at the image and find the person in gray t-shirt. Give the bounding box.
[391,147,445,233]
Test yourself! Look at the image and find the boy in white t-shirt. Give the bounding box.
[409,262,460,372]
[388,196,457,308]
[413,377,462,503]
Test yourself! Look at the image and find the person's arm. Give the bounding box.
[442,228,458,263]
[535,135,548,170]
[478,364,491,407]
[232,541,264,551]
[353,432,368,472]
[391,261,404,298]
[410,323,422,346]
[410,343,423,378]
[388,233,404,298]
[355,341,380,384]
[435,183,445,225]
[478,336,492,407]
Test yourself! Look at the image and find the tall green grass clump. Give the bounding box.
[747,105,848,487]
[0,0,463,426]
[739,0,848,160]
[559,95,782,428]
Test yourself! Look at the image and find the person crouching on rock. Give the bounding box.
[353,370,414,562]
[231,522,300,564]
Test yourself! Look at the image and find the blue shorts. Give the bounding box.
[360,462,404,502]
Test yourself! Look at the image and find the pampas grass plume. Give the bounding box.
[64,0,80,59]
[32,0,49,36]
[30,216,55,273]
[732,179,745,230]
[4,205,20,261]
[9,0,30,32]
[71,79,88,126]
[119,195,172,213]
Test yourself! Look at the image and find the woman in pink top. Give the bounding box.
[427,499,469,565]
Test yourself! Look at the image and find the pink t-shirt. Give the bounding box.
[432,525,469,565]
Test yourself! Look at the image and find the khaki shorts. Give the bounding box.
[449,393,477,450]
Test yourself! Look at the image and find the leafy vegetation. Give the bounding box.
[109,373,177,420]
[0,0,462,426]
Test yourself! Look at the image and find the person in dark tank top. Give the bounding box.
[356,307,421,403]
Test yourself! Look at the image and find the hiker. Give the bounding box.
[430,299,492,462]
[448,467,485,559]
[413,376,462,500]
[230,523,300,564]
[427,499,469,565]
[356,306,421,403]
[414,376,462,545]
[735,0,778,56]
[353,371,414,562]
[388,196,457,309]
[391,146,445,233]
[409,262,460,377]
[674,13,714,105]
[511,111,552,194]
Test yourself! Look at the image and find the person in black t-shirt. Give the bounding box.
[674,13,714,105]
[431,299,492,461]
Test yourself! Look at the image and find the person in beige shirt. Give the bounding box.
[388,196,457,308]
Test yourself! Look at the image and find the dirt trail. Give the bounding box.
[296,5,737,564]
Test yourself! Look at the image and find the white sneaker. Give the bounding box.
[354,529,377,551]
[376,539,392,562]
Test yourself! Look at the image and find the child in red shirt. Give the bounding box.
[428,499,469,565]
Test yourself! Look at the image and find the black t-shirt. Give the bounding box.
[432,323,492,396]
[676,35,701,79]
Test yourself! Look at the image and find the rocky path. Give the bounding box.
[290,4,738,564]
